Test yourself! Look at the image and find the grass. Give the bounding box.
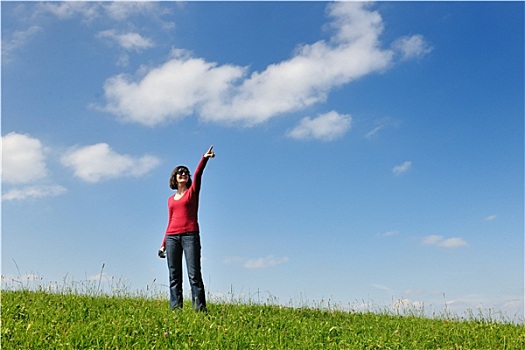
[2,286,524,349]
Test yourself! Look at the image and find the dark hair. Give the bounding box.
[169,166,192,190]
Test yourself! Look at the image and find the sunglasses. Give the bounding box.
[176,170,190,176]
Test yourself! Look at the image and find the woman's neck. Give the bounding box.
[177,185,188,193]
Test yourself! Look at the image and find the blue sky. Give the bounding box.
[2,1,523,320]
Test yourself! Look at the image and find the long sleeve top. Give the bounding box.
[161,156,208,247]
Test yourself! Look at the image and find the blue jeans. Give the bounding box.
[165,232,206,311]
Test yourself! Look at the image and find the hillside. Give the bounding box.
[2,290,524,349]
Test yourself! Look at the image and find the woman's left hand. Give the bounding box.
[204,145,215,158]
[158,246,166,259]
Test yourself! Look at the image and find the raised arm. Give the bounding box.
[193,145,215,191]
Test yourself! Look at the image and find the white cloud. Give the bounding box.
[1,132,68,201]
[97,30,154,52]
[2,185,67,201]
[99,2,430,127]
[1,132,48,184]
[101,50,246,126]
[1,25,42,63]
[61,143,160,183]
[103,2,169,22]
[377,231,398,238]
[392,161,412,175]
[392,34,433,61]
[365,125,386,139]
[365,118,399,139]
[34,2,167,23]
[422,235,468,248]
[439,237,468,248]
[35,2,101,21]
[224,255,289,269]
[244,256,290,269]
[484,214,497,221]
[116,54,130,67]
[287,111,352,141]
[422,235,442,245]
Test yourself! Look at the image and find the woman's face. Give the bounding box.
[176,168,190,186]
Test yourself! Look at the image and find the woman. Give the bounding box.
[159,145,215,311]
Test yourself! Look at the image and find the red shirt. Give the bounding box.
[162,157,208,246]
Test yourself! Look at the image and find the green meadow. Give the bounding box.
[2,286,524,349]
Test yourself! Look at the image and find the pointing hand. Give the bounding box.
[204,145,215,158]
